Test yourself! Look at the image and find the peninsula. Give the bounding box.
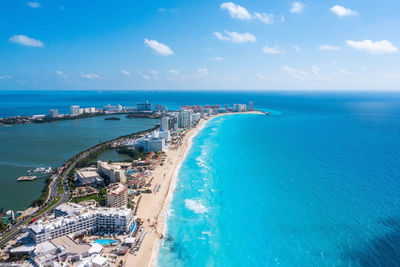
[0,101,265,266]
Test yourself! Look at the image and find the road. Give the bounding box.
[0,150,92,247]
[0,126,158,248]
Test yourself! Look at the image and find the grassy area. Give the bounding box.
[36,196,61,216]
[71,193,103,204]
[58,177,64,194]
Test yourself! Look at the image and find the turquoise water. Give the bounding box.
[0,114,158,211]
[94,239,118,245]
[159,107,400,266]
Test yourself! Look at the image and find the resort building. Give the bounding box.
[49,109,58,118]
[75,167,104,186]
[178,109,192,128]
[249,101,254,111]
[97,161,126,183]
[134,136,166,152]
[161,115,178,131]
[136,101,152,111]
[27,205,135,244]
[192,113,201,122]
[103,104,122,112]
[70,105,80,116]
[233,104,247,112]
[106,183,128,208]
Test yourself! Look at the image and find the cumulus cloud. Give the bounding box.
[281,65,307,79]
[144,38,174,56]
[121,69,131,75]
[80,73,100,79]
[220,2,281,24]
[346,40,398,54]
[220,2,251,20]
[213,30,256,43]
[262,46,284,54]
[27,2,40,8]
[319,45,341,51]
[290,2,305,13]
[9,35,44,47]
[330,5,358,17]
[253,12,275,24]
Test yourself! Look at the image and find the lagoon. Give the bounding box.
[0,114,158,212]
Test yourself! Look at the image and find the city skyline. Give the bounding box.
[1,1,400,90]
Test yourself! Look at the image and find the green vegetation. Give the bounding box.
[117,146,149,160]
[30,177,52,207]
[38,196,61,216]
[58,177,64,194]
[67,170,75,191]
[75,145,110,168]
[71,187,107,206]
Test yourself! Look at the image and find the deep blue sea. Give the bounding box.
[1,90,400,265]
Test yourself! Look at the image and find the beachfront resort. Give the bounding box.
[0,101,261,266]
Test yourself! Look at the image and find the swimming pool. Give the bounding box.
[94,239,119,246]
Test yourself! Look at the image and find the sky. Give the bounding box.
[1,0,400,91]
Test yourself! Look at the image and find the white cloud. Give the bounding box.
[121,69,131,75]
[220,2,280,24]
[0,75,12,80]
[9,35,44,47]
[80,73,100,79]
[55,70,63,75]
[142,75,150,80]
[213,30,256,43]
[144,38,174,56]
[330,5,358,17]
[319,45,341,51]
[262,46,284,54]
[281,65,307,79]
[312,66,321,77]
[338,68,350,75]
[197,68,208,76]
[27,2,40,8]
[149,70,158,74]
[346,40,398,54]
[220,2,252,20]
[253,12,274,24]
[169,69,180,75]
[211,56,225,61]
[292,45,301,52]
[290,2,305,13]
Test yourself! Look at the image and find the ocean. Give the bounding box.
[1,90,400,266]
[157,92,400,266]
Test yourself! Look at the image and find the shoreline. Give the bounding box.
[126,111,264,267]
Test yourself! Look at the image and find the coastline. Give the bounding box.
[125,111,264,267]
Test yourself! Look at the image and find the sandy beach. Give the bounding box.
[125,111,264,267]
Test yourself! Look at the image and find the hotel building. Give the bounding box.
[27,205,135,244]
[106,183,128,208]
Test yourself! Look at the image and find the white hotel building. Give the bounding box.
[27,204,135,244]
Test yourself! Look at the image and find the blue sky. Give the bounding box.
[1,0,400,90]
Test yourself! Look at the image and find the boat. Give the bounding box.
[17,176,37,181]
